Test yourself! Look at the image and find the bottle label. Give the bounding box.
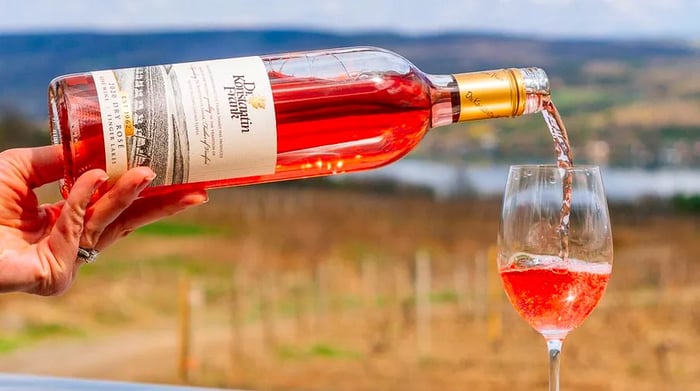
[92,56,277,186]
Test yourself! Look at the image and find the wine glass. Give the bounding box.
[497,165,613,391]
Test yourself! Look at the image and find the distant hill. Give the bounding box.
[1,29,699,167]
[1,29,698,118]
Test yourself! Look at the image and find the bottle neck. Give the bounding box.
[429,67,550,128]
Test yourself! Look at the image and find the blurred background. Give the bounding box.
[0,1,699,390]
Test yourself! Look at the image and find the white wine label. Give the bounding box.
[91,56,277,186]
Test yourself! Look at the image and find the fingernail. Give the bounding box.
[136,173,156,192]
[181,191,208,206]
[87,175,109,204]
[94,175,109,191]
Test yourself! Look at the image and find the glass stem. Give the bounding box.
[547,339,563,391]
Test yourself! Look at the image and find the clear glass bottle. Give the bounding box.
[48,46,549,198]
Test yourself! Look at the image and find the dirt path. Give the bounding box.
[0,325,232,382]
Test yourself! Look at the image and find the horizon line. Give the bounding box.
[0,25,697,44]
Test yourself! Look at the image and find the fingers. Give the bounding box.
[93,189,208,249]
[80,166,156,249]
[27,169,107,295]
[46,169,108,264]
[24,163,208,296]
[0,146,64,189]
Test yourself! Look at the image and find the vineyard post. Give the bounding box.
[415,249,432,357]
[177,273,192,383]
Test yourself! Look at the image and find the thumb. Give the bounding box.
[45,169,108,264]
[0,146,65,189]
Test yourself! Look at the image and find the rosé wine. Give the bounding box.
[500,257,611,339]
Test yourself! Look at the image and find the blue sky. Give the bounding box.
[1,0,699,39]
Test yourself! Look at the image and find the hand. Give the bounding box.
[0,146,208,296]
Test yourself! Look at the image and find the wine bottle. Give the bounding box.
[48,46,549,198]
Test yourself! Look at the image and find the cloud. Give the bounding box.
[528,0,575,5]
[0,0,698,38]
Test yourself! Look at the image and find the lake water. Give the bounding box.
[340,159,700,201]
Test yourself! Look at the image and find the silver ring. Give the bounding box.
[77,247,100,263]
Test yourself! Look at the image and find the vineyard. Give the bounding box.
[0,185,698,391]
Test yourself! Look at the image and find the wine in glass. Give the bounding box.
[498,164,613,391]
